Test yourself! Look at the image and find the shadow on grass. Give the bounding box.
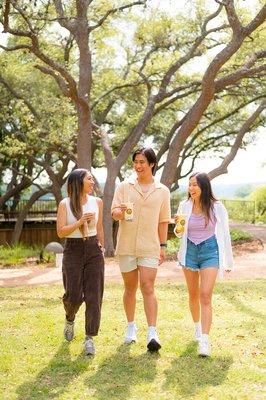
[16,342,90,400]
[220,288,265,322]
[85,344,159,400]
[163,341,233,398]
[0,291,60,309]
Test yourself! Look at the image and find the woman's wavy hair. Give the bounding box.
[132,147,157,175]
[188,172,217,224]
[67,168,88,236]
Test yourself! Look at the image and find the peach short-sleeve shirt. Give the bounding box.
[112,177,171,258]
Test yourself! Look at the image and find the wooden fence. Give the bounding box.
[0,226,59,246]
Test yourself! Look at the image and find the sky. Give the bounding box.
[1,0,265,186]
[191,132,266,185]
[147,0,266,185]
[93,129,266,186]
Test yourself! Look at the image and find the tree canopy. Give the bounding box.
[0,0,265,251]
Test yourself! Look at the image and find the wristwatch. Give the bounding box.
[160,243,167,247]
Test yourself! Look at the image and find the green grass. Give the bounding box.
[0,244,54,267]
[0,281,265,400]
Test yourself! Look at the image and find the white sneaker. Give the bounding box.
[147,328,161,352]
[84,337,96,355]
[194,324,202,342]
[198,336,211,357]
[63,320,74,342]
[124,323,137,344]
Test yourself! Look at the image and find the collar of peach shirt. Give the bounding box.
[127,176,164,198]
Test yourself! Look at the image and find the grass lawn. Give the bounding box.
[0,281,265,400]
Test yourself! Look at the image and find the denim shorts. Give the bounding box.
[184,235,219,271]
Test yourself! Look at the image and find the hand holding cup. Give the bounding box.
[81,212,95,224]
[124,202,133,221]
[174,214,186,237]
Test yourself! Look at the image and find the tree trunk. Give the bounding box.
[11,190,49,245]
[51,183,63,206]
[76,103,92,169]
[102,170,117,257]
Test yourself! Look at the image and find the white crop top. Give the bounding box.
[61,195,99,238]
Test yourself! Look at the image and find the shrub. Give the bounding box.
[0,244,43,266]
[230,228,253,242]
[166,236,180,257]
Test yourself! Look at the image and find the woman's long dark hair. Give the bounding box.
[188,172,217,224]
[67,168,88,235]
[132,147,157,175]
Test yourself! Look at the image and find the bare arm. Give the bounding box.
[57,202,82,238]
[56,202,94,238]
[158,221,169,265]
[96,198,104,247]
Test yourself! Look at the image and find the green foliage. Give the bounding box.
[170,190,186,215]
[0,244,42,267]
[222,199,256,223]
[166,236,180,257]
[250,185,266,221]
[230,228,253,242]
[0,0,265,195]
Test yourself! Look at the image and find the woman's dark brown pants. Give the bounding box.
[62,236,104,337]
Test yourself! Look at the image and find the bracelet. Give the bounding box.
[160,243,167,247]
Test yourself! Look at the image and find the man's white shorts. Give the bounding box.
[118,255,159,273]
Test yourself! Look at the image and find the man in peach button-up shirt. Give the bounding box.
[112,177,171,258]
[112,147,171,352]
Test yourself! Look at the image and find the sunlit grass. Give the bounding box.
[0,281,265,399]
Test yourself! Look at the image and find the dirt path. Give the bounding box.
[0,251,265,287]
[0,222,265,288]
[230,221,266,242]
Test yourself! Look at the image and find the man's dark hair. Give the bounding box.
[132,147,157,175]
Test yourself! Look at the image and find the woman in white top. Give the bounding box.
[176,172,233,357]
[57,169,104,356]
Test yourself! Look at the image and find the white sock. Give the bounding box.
[194,322,201,329]
[128,321,135,327]
[148,325,157,333]
[202,333,209,342]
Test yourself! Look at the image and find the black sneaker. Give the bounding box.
[147,330,161,352]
